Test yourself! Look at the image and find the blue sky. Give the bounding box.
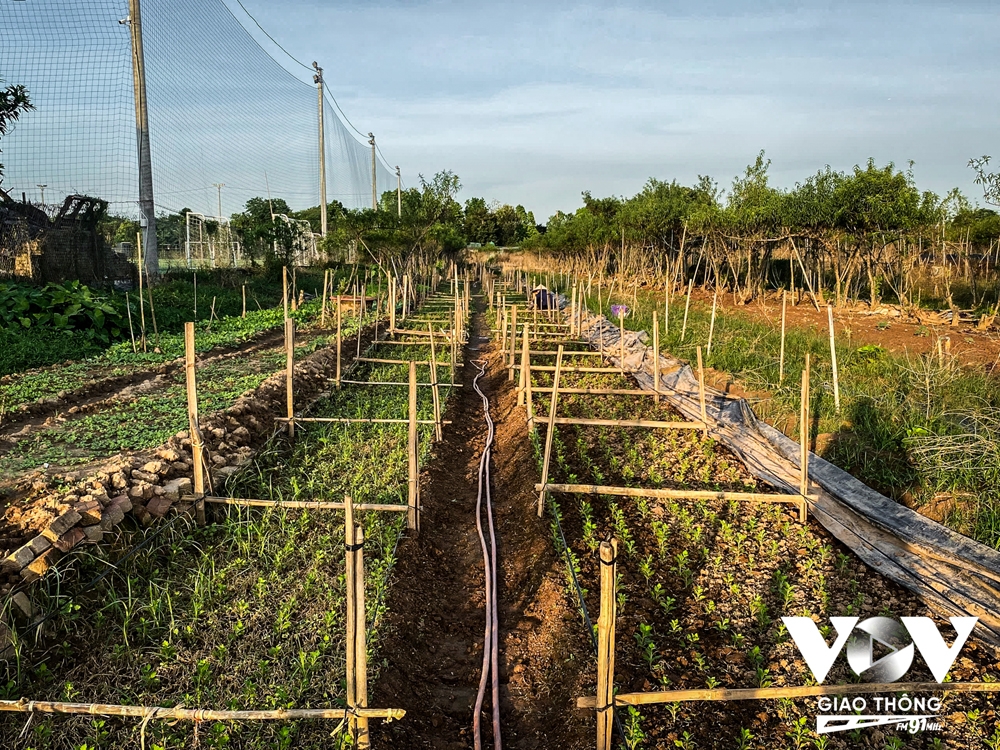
[229,0,996,221]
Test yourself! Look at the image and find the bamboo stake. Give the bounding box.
[242,284,247,318]
[537,345,564,516]
[652,309,660,404]
[779,290,787,382]
[429,324,442,442]
[282,266,289,320]
[408,360,419,532]
[136,233,147,352]
[596,539,618,750]
[525,331,535,429]
[336,300,342,388]
[696,346,708,437]
[0,700,404,721]
[827,304,840,413]
[508,304,518,380]
[707,289,718,357]
[518,324,529,407]
[184,323,206,523]
[680,279,693,342]
[389,274,397,333]
[353,518,370,747]
[291,268,298,312]
[345,495,359,742]
[146,275,160,348]
[202,496,408,512]
[125,292,137,353]
[800,353,810,498]
[320,270,328,327]
[285,318,295,439]
[618,307,626,375]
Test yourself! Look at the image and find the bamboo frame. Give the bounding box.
[596,539,617,750]
[408,360,419,532]
[184,323,207,524]
[779,289,787,382]
[652,309,660,403]
[285,318,295,439]
[553,417,705,429]
[200,496,408,512]
[828,304,840,412]
[577,682,1000,708]
[0,699,403,721]
[428,323,443,441]
[800,353,811,498]
[537,345,564,516]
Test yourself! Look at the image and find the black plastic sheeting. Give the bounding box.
[576,309,1000,646]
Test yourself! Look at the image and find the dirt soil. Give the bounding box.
[372,296,593,749]
[687,288,1000,370]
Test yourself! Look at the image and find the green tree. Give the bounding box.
[0,79,34,186]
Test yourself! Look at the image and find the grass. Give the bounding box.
[0,289,460,749]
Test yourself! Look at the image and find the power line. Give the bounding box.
[230,0,313,72]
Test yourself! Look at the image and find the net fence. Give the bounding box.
[0,0,396,224]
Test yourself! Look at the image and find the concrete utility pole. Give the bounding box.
[396,166,401,217]
[313,62,328,236]
[212,183,224,220]
[368,132,376,210]
[126,0,158,279]
[36,184,46,205]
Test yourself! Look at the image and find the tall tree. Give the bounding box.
[0,79,34,186]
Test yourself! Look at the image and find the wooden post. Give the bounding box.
[800,353,811,498]
[291,268,297,312]
[596,539,618,750]
[664,281,670,336]
[242,284,247,319]
[707,289,718,357]
[429,324,443,442]
[827,304,840,413]
[336,300,342,389]
[537,345,564,517]
[518,324,529,407]
[571,284,578,336]
[185,323,206,524]
[525,331,535,429]
[779,290,787,382]
[320,270,328,327]
[345,495,359,744]
[696,346,708,437]
[618,307,626,374]
[652,309,660,403]
[349,504,370,748]
[680,279,693,342]
[285,319,295,439]
[408,360,419,532]
[508,304,518,380]
[282,266,289,320]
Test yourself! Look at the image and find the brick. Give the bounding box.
[109,495,133,513]
[26,535,51,555]
[162,477,192,501]
[52,527,86,553]
[75,499,102,525]
[40,510,82,541]
[99,504,126,531]
[82,525,104,543]
[1,545,36,573]
[20,548,62,583]
[146,496,173,518]
[131,470,158,483]
[11,592,33,618]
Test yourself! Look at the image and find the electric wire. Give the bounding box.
[229,0,314,71]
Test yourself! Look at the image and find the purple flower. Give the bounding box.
[610,304,629,318]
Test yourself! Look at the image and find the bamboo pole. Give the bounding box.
[827,304,840,413]
[618,307,626,375]
[408,360,419,532]
[285,318,295,439]
[242,284,247,319]
[707,289,718,357]
[779,290,787,382]
[680,279,693,342]
[518,324,529,407]
[136,233,147,352]
[800,353,811,498]
[537,345,564,516]
[553,417,704,429]
[345,495,359,742]
[664,280,670,335]
[525,332,535,429]
[320,270,328,327]
[429,324,442,442]
[535,483,805,508]
[282,266,289,320]
[577,681,1000,708]
[291,268,297,312]
[389,274,397,333]
[336,300,342,388]
[184,323,206,523]
[202,496,408,512]
[596,539,618,750]
[0,700,404,721]
[347,495,369,748]
[652,309,660,404]
[125,292,137,353]
[696,346,708,437]
[508,304,518,380]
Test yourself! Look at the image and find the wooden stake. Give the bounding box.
[596,539,618,750]
[800,353,810,498]
[618,307,626,375]
[408,360,419,532]
[242,284,247,319]
[525,330,535,429]
[779,290,787,382]
[320,270,328,327]
[680,279,693,342]
[827,304,840,413]
[508,304,518,380]
[285,318,295,439]
[352,515,370,747]
[136,232,147,352]
[336,300,342,388]
[345,495,359,742]
[282,266,289,320]
[429,324,442,442]
[707,289,718,357]
[696,346,708,437]
[518,324,529,407]
[389,274,397,333]
[537,345,564,516]
[125,292,137,353]
[652,309,660,404]
[184,323,206,524]
[291,268,298,312]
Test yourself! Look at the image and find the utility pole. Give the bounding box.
[36,184,47,205]
[212,183,225,220]
[125,0,158,279]
[313,62,328,236]
[396,166,401,217]
[368,132,376,211]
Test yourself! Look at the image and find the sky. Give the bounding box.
[227,0,997,222]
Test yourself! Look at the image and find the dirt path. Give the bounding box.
[372,296,591,749]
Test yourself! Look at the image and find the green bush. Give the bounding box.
[0,280,123,344]
[0,326,102,376]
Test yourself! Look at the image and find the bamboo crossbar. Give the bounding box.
[518,365,628,373]
[576,682,1000,708]
[275,417,448,426]
[340,379,463,388]
[356,357,452,366]
[526,349,603,356]
[552,417,706,429]
[0,699,405,721]
[529,387,659,396]
[535,482,805,507]
[199,496,408,512]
